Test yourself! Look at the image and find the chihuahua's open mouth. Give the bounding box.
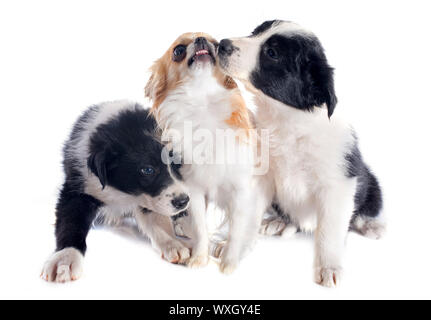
[189,47,215,66]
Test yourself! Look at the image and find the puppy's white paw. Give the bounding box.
[314,266,342,288]
[351,216,386,240]
[160,241,191,265]
[187,252,209,269]
[41,248,83,283]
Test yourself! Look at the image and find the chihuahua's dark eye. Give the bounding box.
[141,166,156,176]
[266,47,278,60]
[173,45,187,62]
[174,45,185,56]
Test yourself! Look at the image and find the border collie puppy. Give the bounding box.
[41,101,190,283]
[146,33,260,273]
[218,21,385,287]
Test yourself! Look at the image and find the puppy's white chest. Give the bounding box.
[272,159,317,231]
[271,136,313,199]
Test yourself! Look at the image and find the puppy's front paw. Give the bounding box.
[160,241,190,265]
[187,252,209,269]
[314,266,342,288]
[41,248,83,283]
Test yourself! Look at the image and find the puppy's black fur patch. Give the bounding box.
[251,32,337,117]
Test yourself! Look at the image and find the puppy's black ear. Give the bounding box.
[306,49,337,118]
[325,81,337,119]
[87,150,108,189]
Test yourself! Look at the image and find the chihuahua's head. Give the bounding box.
[145,32,237,109]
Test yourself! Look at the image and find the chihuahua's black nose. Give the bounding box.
[195,37,209,51]
[218,39,234,56]
[172,194,190,210]
[195,37,207,45]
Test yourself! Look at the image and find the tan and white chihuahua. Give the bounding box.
[146,33,264,273]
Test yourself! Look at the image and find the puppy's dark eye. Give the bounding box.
[266,48,278,60]
[141,166,156,176]
[173,45,187,62]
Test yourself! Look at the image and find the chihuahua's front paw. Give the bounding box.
[187,252,209,269]
[210,240,226,259]
[219,259,238,275]
[314,266,342,288]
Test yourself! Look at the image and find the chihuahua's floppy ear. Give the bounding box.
[145,60,167,108]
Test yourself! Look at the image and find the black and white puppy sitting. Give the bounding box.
[41,101,190,283]
[218,21,385,287]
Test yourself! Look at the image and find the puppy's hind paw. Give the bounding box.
[350,215,386,240]
[314,267,342,288]
[41,248,83,283]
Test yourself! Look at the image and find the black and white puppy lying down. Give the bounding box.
[218,20,385,287]
[42,101,191,283]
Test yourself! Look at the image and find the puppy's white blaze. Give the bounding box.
[221,21,314,83]
[221,37,260,82]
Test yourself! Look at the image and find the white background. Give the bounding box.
[1,0,430,300]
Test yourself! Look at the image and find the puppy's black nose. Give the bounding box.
[218,39,234,56]
[171,194,190,210]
